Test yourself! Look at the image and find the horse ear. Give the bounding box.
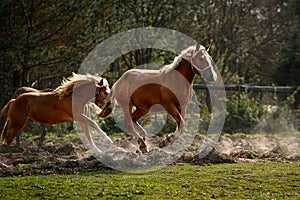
[205,44,211,52]
[98,79,104,86]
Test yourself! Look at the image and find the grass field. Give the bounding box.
[0,162,299,200]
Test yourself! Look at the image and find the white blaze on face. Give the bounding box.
[204,52,218,82]
[104,79,111,94]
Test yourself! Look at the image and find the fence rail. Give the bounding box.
[193,84,298,93]
[192,84,300,113]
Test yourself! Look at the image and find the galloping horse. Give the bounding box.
[0,73,112,152]
[93,44,217,153]
[11,86,73,148]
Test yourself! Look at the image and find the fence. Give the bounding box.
[192,84,300,113]
[193,85,298,93]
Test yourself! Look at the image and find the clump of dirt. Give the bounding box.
[0,139,109,177]
[166,133,299,165]
[0,134,299,176]
[216,134,300,163]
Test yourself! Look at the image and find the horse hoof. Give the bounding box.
[159,134,175,148]
[139,146,148,154]
[137,138,144,145]
[137,138,148,153]
[136,150,142,154]
[159,141,166,148]
[159,140,170,148]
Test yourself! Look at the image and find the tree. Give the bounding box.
[273,0,300,86]
[87,0,187,82]
[1,0,299,107]
[0,1,91,106]
[178,0,299,85]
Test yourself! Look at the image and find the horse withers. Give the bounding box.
[92,44,218,153]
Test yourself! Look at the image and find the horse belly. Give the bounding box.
[132,84,178,111]
[31,112,73,125]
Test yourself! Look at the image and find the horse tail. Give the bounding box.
[0,99,14,143]
[98,87,116,118]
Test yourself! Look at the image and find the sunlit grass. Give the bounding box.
[0,162,299,199]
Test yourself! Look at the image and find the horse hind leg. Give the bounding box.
[123,105,148,153]
[79,122,101,153]
[0,99,14,142]
[159,105,184,148]
[3,118,29,146]
[132,108,149,140]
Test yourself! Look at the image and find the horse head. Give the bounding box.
[190,44,217,82]
[95,78,110,108]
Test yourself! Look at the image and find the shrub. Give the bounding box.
[100,116,123,134]
[223,92,266,134]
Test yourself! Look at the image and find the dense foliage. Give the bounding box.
[1,1,299,105]
[223,92,266,133]
[0,0,299,135]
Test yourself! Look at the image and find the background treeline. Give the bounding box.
[0,0,299,110]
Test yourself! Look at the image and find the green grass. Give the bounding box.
[0,162,299,200]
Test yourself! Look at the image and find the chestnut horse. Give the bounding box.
[0,73,112,152]
[11,86,74,148]
[93,44,217,153]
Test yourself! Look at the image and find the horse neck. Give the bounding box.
[73,82,96,103]
[174,59,196,84]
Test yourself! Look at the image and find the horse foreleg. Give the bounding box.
[16,134,20,147]
[89,102,102,116]
[79,121,101,153]
[79,114,113,144]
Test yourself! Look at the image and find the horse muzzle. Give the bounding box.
[204,68,217,82]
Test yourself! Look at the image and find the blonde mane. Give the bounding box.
[53,73,101,99]
[162,44,205,72]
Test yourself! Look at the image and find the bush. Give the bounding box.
[253,91,299,133]
[254,105,295,134]
[223,92,266,134]
[99,116,123,134]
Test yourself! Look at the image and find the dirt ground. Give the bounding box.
[0,134,299,176]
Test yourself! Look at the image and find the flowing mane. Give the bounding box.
[53,73,101,99]
[162,44,205,73]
